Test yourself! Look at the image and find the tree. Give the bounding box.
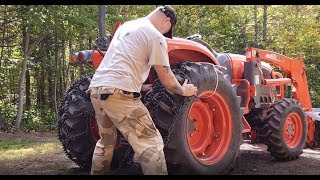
[262,5,268,46]
[15,6,49,129]
[254,5,259,47]
[98,5,106,37]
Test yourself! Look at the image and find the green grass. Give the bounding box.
[0,139,61,161]
[56,164,69,172]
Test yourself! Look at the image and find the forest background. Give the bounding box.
[0,5,319,131]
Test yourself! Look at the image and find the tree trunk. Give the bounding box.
[54,21,58,118]
[10,69,15,104]
[15,28,48,129]
[0,107,4,130]
[40,65,45,107]
[15,30,29,129]
[0,5,7,68]
[118,5,123,15]
[262,5,268,47]
[70,41,74,84]
[254,5,259,48]
[47,71,53,109]
[98,5,106,37]
[88,36,92,49]
[66,39,73,92]
[234,6,248,54]
[35,42,42,108]
[36,66,40,108]
[25,66,31,110]
[61,40,66,94]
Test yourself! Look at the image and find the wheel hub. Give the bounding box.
[286,119,294,137]
[188,116,198,137]
[283,112,302,148]
[187,90,232,165]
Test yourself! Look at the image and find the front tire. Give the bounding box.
[263,98,307,160]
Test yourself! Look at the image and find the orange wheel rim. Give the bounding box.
[90,117,99,142]
[283,112,302,148]
[187,90,232,165]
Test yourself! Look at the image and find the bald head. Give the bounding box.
[147,7,173,35]
[148,6,166,17]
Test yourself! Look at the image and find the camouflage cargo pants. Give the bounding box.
[89,87,168,175]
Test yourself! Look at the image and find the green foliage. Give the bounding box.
[264,5,320,107]
[0,101,17,126]
[20,107,56,132]
[0,103,56,132]
[305,63,320,107]
[1,5,320,132]
[174,5,237,52]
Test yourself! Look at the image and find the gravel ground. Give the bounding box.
[1,132,320,175]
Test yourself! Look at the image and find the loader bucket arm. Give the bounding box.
[246,48,312,110]
[246,48,316,146]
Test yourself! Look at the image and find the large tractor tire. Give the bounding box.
[263,98,307,160]
[57,75,129,170]
[145,61,242,175]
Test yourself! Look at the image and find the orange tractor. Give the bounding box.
[57,22,320,174]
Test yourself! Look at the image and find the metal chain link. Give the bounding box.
[112,61,192,173]
[162,91,182,146]
[62,62,228,174]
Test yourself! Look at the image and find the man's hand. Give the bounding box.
[181,79,197,97]
[154,65,198,97]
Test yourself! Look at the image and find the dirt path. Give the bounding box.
[0,131,88,175]
[1,132,320,175]
[230,142,320,175]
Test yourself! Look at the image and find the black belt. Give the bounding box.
[100,94,110,100]
[100,90,141,100]
[122,90,141,98]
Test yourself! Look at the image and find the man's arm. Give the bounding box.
[154,65,197,97]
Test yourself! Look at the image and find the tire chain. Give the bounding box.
[57,75,94,169]
[58,75,92,121]
[113,61,192,174]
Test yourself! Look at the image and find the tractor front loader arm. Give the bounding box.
[246,48,320,147]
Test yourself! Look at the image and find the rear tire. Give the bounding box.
[58,75,96,169]
[58,74,129,170]
[263,98,307,160]
[145,62,241,174]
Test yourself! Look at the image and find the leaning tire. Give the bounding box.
[145,61,242,174]
[263,98,307,160]
[57,74,129,170]
[57,75,98,169]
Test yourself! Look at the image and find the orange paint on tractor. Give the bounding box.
[59,19,320,175]
[71,22,318,149]
[91,50,105,70]
[167,37,219,65]
[246,47,315,144]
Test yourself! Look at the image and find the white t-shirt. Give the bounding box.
[89,17,170,92]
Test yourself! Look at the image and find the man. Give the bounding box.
[88,5,198,175]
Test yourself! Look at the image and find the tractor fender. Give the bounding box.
[167,37,219,65]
